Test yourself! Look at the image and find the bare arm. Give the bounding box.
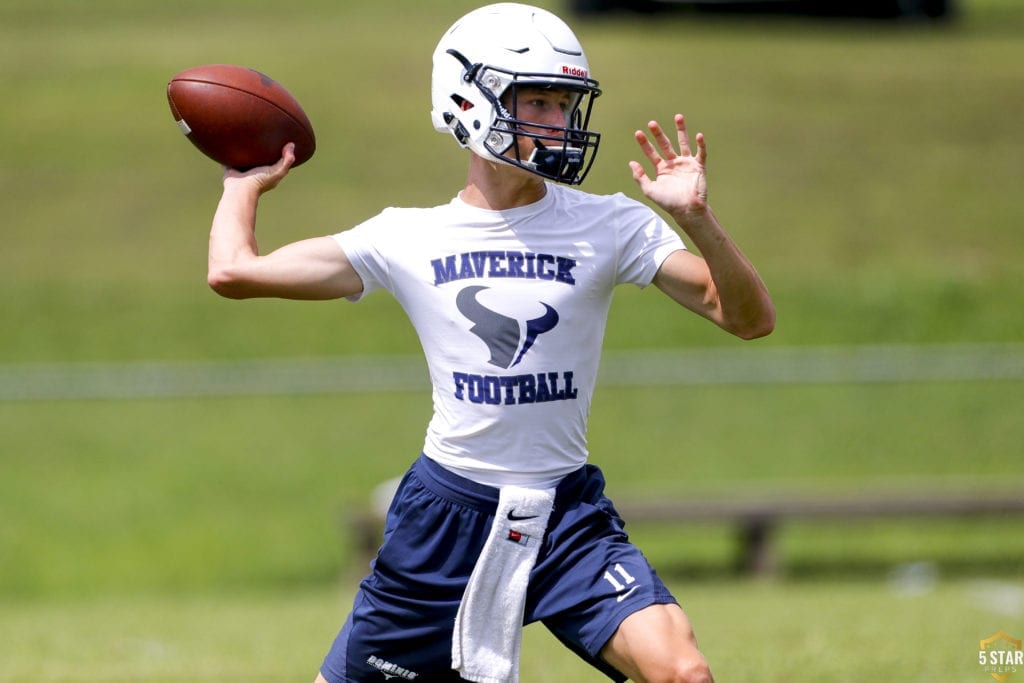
[207,143,363,300]
[631,115,775,340]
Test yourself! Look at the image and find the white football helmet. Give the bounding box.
[430,3,602,185]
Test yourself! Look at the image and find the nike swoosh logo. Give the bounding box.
[507,510,539,521]
[617,586,639,603]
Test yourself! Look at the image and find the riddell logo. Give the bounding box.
[561,65,588,78]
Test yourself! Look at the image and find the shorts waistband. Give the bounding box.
[411,454,587,514]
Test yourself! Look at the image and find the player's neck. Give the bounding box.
[461,156,547,211]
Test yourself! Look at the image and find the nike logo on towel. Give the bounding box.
[507,510,539,521]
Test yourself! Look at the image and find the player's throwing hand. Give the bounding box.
[222,142,296,195]
[629,114,709,219]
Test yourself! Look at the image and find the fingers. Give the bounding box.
[648,119,679,160]
[628,159,658,197]
[634,115,704,162]
[221,143,296,193]
[633,128,660,167]
[280,142,297,169]
[628,159,648,186]
[259,143,296,192]
[268,142,296,177]
[674,114,691,158]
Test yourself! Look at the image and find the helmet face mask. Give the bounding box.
[478,67,600,184]
[431,4,602,185]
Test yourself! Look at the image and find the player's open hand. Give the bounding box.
[629,115,708,219]
[223,143,296,195]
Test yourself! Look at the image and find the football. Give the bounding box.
[167,64,316,170]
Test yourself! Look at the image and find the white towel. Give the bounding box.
[452,485,556,683]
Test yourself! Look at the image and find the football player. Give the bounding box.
[207,4,774,681]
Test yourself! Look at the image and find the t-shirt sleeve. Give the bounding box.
[612,194,686,287]
[331,210,395,302]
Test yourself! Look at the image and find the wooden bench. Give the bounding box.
[614,491,1024,575]
[351,484,1024,575]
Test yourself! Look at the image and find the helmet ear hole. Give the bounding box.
[451,94,475,112]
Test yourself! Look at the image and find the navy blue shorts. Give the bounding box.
[320,454,677,682]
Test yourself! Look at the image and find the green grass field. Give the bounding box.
[2,0,1023,680]
[3,580,1022,682]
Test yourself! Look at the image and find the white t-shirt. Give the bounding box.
[333,182,684,487]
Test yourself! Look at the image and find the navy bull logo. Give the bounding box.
[456,285,559,369]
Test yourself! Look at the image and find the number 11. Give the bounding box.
[603,563,636,592]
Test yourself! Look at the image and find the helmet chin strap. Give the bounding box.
[527,139,584,183]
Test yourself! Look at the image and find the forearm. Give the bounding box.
[667,207,775,339]
[207,180,264,297]
[631,116,775,338]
